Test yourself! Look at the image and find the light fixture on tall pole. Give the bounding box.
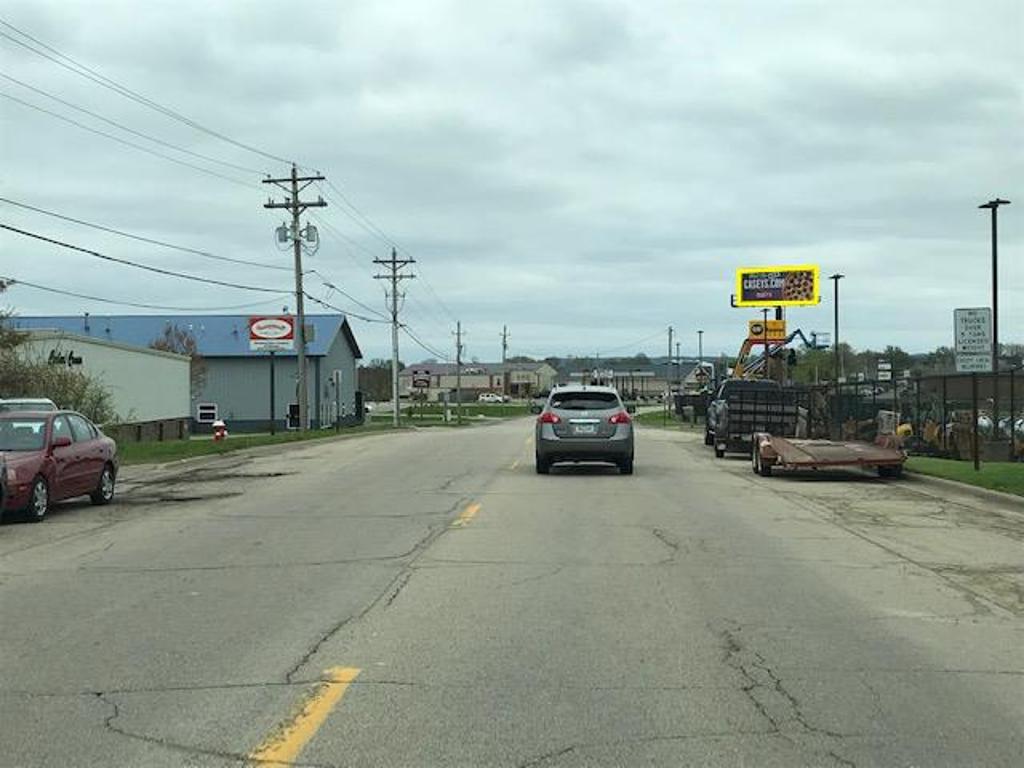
[829,273,845,382]
[978,198,1010,372]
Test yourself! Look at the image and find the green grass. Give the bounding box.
[632,409,702,430]
[118,423,403,466]
[905,456,1024,498]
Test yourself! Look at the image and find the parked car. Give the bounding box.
[477,392,505,403]
[535,386,635,474]
[529,390,551,414]
[0,410,118,523]
[0,398,58,413]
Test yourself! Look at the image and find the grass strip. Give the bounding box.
[905,456,1024,498]
[118,423,403,466]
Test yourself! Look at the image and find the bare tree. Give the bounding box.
[150,325,207,402]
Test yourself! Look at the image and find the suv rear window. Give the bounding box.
[550,391,620,410]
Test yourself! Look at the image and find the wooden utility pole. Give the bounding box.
[501,325,509,398]
[263,165,326,433]
[374,247,415,427]
[454,321,464,425]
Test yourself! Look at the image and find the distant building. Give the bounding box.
[398,361,558,401]
[15,329,190,422]
[13,314,363,431]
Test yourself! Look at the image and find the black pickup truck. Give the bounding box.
[705,380,801,458]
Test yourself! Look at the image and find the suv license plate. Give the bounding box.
[574,424,597,435]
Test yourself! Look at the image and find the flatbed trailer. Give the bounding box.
[752,432,906,478]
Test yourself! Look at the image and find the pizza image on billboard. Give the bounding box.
[735,265,820,307]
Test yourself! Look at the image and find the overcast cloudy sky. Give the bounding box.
[1,0,1021,363]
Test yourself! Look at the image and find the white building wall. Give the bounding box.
[19,332,190,422]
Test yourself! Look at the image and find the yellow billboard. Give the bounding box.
[735,265,820,307]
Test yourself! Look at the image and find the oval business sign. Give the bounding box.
[249,316,295,351]
[250,317,294,340]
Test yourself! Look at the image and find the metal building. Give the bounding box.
[13,314,363,432]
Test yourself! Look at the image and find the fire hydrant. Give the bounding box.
[212,419,229,441]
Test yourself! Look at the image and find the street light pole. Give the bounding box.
[829,273,845,382]
[978,199,1011,372]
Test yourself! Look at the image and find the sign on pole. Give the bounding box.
[411,369,431,388]
[747,319,787,342]
[734,265,820,307]
[877,360,892,382]
[953,308,992,373]
[249,316,295,352]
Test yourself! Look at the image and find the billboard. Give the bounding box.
[735,265,820,307]
[249,316,295,352]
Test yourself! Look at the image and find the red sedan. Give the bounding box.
[0,411,118,523]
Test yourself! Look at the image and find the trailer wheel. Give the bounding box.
[758,456,772,477]
[877,465,904,479]
[714,445,725,459]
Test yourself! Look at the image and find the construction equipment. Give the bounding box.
[734,328,823,380]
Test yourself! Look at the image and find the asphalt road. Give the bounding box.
[1,420,1021,767]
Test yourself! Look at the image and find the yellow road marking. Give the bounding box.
[452,502,481,527]
[249,667,360,765]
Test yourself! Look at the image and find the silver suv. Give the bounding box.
[535,385,635,474]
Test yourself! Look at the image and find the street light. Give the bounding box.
[978,198,1011,372]
[829,273,845,382]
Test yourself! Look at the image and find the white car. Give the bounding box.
[0,398,58,413]
[478,393,505,403]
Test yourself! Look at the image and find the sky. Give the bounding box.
[1,0,1021,364]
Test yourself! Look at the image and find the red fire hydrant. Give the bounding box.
[212,419,229,441]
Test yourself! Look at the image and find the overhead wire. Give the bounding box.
[0,197,291,272]
[0,90,257,189]
[0,71,264,175]
[0,275,290,312]
[0,19,292,165]
[1,223,285,293]
[401,324,451,361]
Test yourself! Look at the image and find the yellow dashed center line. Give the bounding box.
[451,502,481,527]
[249,666,360,765]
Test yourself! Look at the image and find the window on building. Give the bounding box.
[197,403,218,424]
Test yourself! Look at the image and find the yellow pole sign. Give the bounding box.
[735,265,820,307]
[748,319,787,342]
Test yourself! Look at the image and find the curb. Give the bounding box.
[903,470,1024,511]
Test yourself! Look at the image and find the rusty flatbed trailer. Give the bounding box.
[752,432,906,478]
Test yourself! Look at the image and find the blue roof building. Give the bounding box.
[13,314,364,431]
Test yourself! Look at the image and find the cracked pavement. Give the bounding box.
[1,421,1021,766]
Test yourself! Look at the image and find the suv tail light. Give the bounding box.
[608,411,632,425]
[537,411,561,424]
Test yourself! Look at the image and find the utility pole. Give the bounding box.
[454,321,464,425]
[829,273,845,382]
[264,165,326,433]
[501,325,509,398]
[667,325,674,393]
[675,341,681,390]
[374,247,416,427]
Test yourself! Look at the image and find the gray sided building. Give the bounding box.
[12,314,363,432]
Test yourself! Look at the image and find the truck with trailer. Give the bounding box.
[705,379,802,458]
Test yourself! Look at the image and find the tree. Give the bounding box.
[358,359,403,401]
[0,287,114,422]
[150,325,206,402]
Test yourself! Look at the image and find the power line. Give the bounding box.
[0,71,264,175]
[306,269,388,320]
[0,275,290,312]
[401,323,451,361]
[0,197,291,271]
[0,19,291,165]
[0,90,256,189]
[1,223,285,293]
[596,329,668,356]
[301,290,388,324]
